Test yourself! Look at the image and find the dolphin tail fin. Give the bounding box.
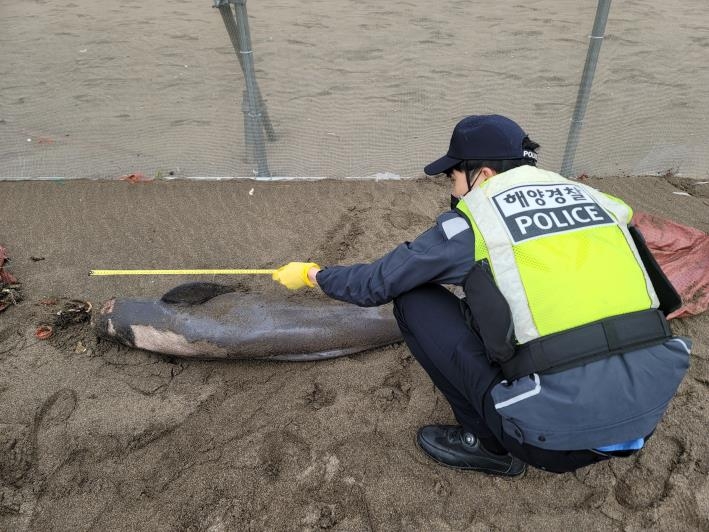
[161,282,237,305]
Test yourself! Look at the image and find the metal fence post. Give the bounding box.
[560,0,612,177]
[214,0,271,177]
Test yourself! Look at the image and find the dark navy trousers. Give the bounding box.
[393,283,609,473]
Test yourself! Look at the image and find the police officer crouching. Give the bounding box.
[272,115,691,477]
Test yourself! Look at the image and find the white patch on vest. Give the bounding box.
[441,217,469,240]
[494,374,541,409]
[491,183,615,244]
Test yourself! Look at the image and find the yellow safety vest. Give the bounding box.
[456,166,659,343]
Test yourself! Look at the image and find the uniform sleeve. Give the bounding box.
[315,211,475,306]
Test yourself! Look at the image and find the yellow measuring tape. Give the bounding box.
[89,269,276,276]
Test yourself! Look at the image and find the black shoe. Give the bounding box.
[416,425,526,477]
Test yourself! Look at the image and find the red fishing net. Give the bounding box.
[633,212,709,319]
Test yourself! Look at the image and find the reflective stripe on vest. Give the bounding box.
[459,166,659,344]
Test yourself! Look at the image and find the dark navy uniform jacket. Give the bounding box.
[316,211,474,306]
[314,208,690,452]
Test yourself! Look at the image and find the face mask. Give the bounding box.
[450,194,460,210]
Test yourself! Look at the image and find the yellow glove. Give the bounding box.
[272,262,321,290]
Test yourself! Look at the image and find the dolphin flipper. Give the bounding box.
[161,282,237,305]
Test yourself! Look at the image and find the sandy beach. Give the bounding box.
[1,0,709,530]
[1,175,708,531]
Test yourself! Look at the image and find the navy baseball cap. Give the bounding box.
[424,114,533,176]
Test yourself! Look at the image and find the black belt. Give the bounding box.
[501,309,672,381]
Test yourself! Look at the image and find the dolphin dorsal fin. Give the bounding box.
[160,282,236,305]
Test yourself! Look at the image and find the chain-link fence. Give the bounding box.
[1,0,707,180]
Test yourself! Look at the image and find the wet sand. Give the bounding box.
[1,175,708,531]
